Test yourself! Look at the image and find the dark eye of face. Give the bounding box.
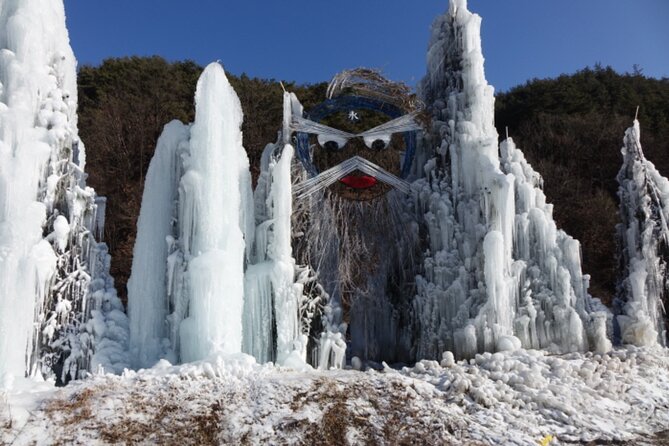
[324,140,340,151]
[371,139,387,151]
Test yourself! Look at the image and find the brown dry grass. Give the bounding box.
[43,382,240,446]
[651,430,669,446]
[283,377,466,446]
[45,388,95,426]
[35,373,612,446]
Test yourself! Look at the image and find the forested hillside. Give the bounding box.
[495,66,669,302]
[78,57,669,304]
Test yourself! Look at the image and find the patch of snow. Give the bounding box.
[2,346,669,445]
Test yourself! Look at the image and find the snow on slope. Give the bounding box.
[2,346,669,445]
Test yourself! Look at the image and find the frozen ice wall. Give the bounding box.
[615,120,668,347]
[129,71,309,368]
[412,0,611,359]
[0,0,128,386]
[129,63,302,367]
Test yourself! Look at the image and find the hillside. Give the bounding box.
[78,59,669,305]
[495,66,669,303]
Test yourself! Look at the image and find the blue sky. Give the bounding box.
[63,0,668,92]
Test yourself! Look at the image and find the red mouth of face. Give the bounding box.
[339,175,378,189]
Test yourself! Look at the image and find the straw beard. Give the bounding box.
[292,161,417,312]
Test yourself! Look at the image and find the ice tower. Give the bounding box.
[128,64,307,368]
[412,0,612,359]
[0,0,128,386]
[615,119,668,347]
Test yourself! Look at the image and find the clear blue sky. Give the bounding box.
[63,0,668,92]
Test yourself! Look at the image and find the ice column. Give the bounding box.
[259,144,306,364]
[412,0,610,359]
[243,93,309,366]
[615,120,668,347]
[127,121,189,368]
[175,63,251,362]
[0,0,128,385]
[128,63,255,365]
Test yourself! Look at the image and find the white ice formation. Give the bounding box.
[411,0,612,359]
[128,66,307,368]
[0,0,128,387]
[244,142,311,367]
[615,120,668,347]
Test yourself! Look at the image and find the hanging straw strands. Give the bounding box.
[293,156,411,200]
[291,116,354,139]
[358,112,422,138]
[326,68,423,112]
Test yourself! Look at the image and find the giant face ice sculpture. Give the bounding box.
[291,70,422,201]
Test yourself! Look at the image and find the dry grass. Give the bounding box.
[97,400,226,445]
[29,370,662,446]
[283,377,466,446]
[651,430,669,446]
[37,372,474,445]
[43,382,238,445]
[0,392,12,430]
[45,388,95,424]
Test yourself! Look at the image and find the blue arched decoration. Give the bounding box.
[293,95,417,179]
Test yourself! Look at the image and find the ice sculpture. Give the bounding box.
[128,65,308,368]
[412,0,611,359]
[127,0,622,370]
[615,119,668,347]
[0,0,128,387]
[128,63,251,366]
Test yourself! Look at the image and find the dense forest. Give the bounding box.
[496,66,669,302]
[78,57,669,305]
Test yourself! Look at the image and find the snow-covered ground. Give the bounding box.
[2,347,669,445]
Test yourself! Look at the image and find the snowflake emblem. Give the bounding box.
[348,110,359,122]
